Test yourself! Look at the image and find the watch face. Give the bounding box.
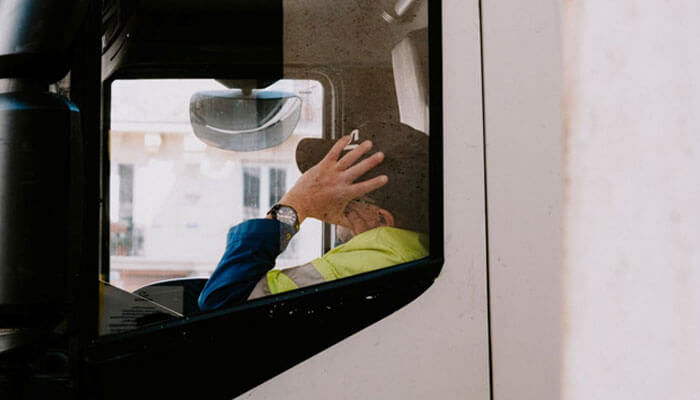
[276,206,298,229]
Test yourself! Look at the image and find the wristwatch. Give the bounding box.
[267,204,300,251]
[267,204,300,232]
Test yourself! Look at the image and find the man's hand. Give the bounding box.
[277,135,388,226]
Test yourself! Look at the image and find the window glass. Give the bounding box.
[107,0,432,310]
[109,79,324,292]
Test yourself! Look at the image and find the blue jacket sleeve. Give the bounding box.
[198,219,284,311]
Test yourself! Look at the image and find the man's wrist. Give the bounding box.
[277,194,307,224]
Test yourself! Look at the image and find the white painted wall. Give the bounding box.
[562,2,700,399]
[238,0,490,398]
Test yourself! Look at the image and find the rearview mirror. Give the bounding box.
[189,90,302,152]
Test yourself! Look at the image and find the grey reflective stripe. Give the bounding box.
[247,276,272,300]
[282,263,326,288]
[247,262,326,301]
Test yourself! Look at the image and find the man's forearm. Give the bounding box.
[198,219,286,311]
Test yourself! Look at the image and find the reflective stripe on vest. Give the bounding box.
[248,262,325,300]
[249,226,429,299]
[311,227,429,281]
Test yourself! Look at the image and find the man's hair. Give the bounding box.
[296,121,429,233]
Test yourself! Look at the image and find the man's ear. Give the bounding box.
[377,208,395,227]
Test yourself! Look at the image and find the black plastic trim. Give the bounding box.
[88,257,442,399]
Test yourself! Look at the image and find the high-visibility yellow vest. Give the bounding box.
[252,227,429,298]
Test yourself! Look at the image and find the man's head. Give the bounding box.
[334,199,396,242]
[296,121,429,236]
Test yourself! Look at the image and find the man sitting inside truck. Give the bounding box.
[198,121,429,311]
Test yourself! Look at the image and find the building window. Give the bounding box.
[269,168,286,206]
[110,164,144,257]
[243,167,261,218]
[118,164,134,223]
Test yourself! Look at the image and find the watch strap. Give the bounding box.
[267,204,300,252]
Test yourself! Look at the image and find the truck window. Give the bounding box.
[91,1,440,396]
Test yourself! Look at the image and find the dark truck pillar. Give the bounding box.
[0,1,90,398]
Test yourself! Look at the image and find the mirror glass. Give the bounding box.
[190,90,302,152]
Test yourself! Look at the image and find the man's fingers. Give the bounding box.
[337,140,372,170]
[349,175,389,198]
[322,135,352,163]
[345,151,384,181]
